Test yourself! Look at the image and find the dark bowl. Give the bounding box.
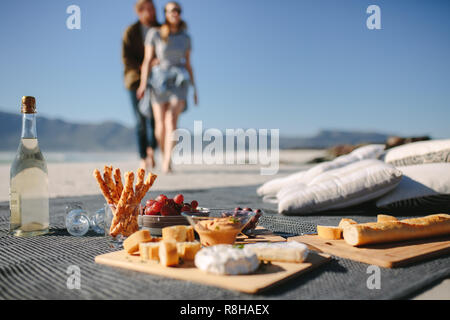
[140,207,210,236]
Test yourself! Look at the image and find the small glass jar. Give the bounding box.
[65,202,90,237]
[104,203,142,243]
[90,207,105,235]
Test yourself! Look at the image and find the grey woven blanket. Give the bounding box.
[0,185,448,300]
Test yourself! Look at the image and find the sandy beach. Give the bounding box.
[0,149,325,202]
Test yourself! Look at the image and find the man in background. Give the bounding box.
[122,0,160,169]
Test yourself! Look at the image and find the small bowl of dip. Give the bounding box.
[182,212,257,247]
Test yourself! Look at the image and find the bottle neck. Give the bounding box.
[21,113,38,139]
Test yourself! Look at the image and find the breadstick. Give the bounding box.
[134,168,146,199]
[135,173,158,203]
[93,169,114,205]
[124,217,139,237]
[126,186,136,205]
[113,168,123,197]
[110,171,134,236]
[110,172,134,234]
[104,165,120,203]
[343,214,450,246]
[123,190,138,230]
[127,172,156,232]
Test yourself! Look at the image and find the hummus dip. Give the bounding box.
[194,217,242,246]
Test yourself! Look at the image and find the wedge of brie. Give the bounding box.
[194,245,260,275]
[245,241,309,263]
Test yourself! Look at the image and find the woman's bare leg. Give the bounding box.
[151,102,168,167]
[162,99,185,173]
[139,159,147,170]
[145,147,155,169]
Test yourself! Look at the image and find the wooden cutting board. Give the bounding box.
[235,226,286,244]
[95,250,330,294]
[288,234,450,268]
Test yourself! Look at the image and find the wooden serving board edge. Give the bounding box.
[252,252,331,294]
[288,235,450,268]
[389,244,450,268]
[95,250,331,294]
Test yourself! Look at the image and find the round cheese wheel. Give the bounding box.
[194,245,260,275]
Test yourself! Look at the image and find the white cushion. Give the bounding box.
[384,139,450,167]
[376,163,450,209]
[347,144,386,159]
[257,171,306,197]
[257,144,385,198]
[301,144,385,182]
[278,159,402,215]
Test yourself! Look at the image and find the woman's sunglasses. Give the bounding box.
[167,7,182,14]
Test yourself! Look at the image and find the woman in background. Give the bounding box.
[137,1,198,173]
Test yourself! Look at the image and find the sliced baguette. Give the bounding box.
[343,214,450,246]
[162,225,195,242]
[317,225,342,240]
[159,240,179,266]
[123,230,152,254]
[139,242,160,261]
[176,241,201,261]
[338,218,357,229]
[377,214,398,223]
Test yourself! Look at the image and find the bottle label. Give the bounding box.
[9,188,20,226]
[10,189,19,208]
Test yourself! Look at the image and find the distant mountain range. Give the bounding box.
[278,130,391,149]
[0,110,393,151]
[0,111,136,151]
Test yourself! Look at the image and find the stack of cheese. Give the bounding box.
[316,213,450,246]
[123,226,201,267]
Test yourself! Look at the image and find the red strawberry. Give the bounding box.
[160,205,171,216]
[145,206,158,216]
[173,194,184,204]
[150,201,162,213]
[181,205,191,213]
[155,194,168,203]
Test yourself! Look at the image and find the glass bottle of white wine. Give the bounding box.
[9,96,49,236]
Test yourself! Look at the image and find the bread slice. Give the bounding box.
[186,226,195,242]
[159,240,179,266]
[123,230,152,254]
[139,242,160,261]
[162,225,195,242]
[338,218,358,229]
[176,241,201,261]
[317,225,343,240]
[343,214,450,246]
[150,236,162,242]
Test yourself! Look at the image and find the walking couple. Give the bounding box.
[122,0,198,173]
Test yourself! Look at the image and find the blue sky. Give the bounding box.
[0,0,449,138]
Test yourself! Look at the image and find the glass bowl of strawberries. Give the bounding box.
[140,193,209,236]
